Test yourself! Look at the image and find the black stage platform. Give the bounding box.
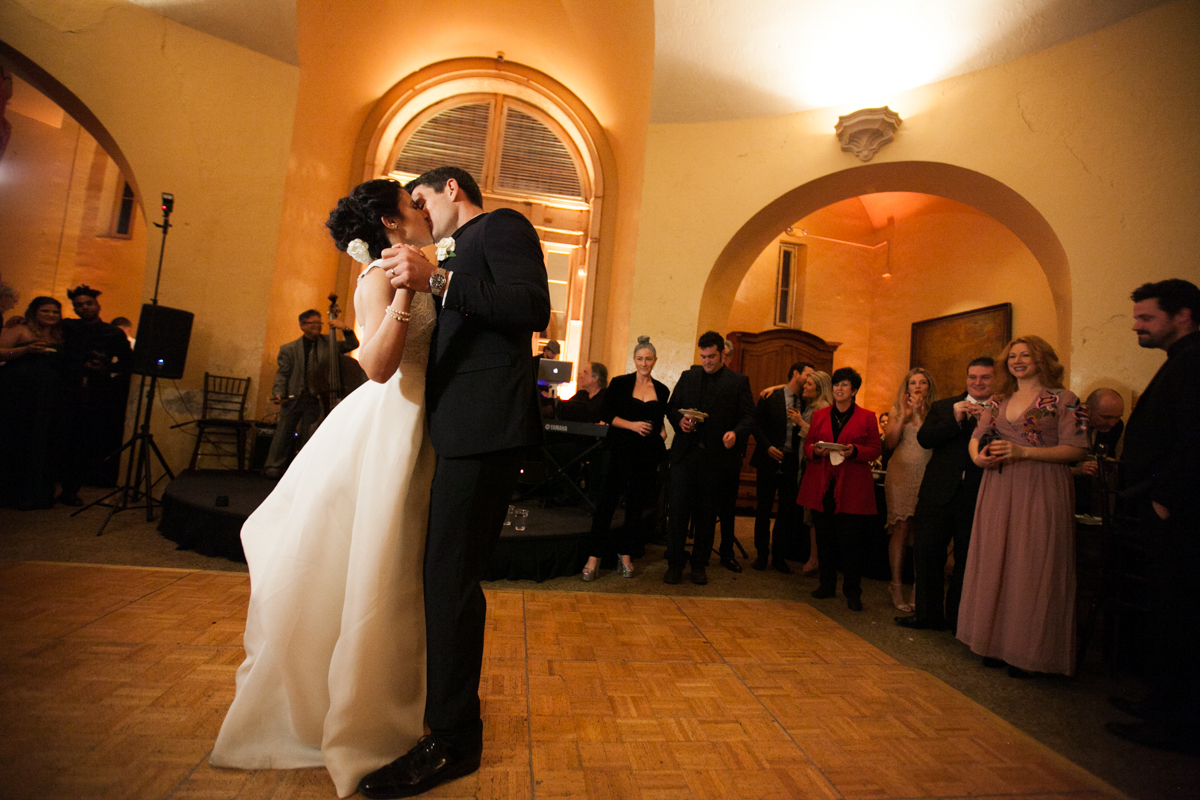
[158,469,594,581]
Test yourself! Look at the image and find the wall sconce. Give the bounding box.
[835,106,902,162]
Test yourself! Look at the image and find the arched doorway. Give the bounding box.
[351,58,616,393]
[0,46,147,331]
[700,162,1071,377]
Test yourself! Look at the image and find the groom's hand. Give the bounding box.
[381,245,435,293]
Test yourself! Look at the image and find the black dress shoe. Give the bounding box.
[720,557,742,573]
[1108,695,1151,720]
[846,596,863,612]
[751,556,769,571]
[691,565,708,585]
[662,566,683,585]
[1106,721,1200,755]
[894,616,945,631]
[359,735,481,799]
[772,559,792,575]
[811,586,835,599]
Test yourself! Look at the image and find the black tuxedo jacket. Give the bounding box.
[1121,329,1200,521]
[426,208,551,458]
[667,364,755,469]
[750,390,800,470]
[915,393,983,508]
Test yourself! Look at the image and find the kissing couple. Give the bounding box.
[209,166,551,798]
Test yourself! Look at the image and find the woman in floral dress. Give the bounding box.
[957,336,1089,677]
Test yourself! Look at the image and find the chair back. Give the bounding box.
[201,373,251,421]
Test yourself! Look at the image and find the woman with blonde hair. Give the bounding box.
[797,370,833,574]
[958,335,1088,677]
[883,367,937,610]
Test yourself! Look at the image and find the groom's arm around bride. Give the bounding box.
[362,166,549,799]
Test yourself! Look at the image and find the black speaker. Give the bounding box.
[131,304,193,379]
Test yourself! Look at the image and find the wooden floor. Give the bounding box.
[0,561,1125,800]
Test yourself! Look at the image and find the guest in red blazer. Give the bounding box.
[797,367,881,611]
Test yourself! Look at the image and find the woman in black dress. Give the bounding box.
[0,297,68,509]
[582,336,670,580]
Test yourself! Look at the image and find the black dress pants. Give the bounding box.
[754,454,800,561]
[1140,514,1200,738]
[812,502,870,601]
[587,450,660,557]
[424,448,523,751]
[912,485,976,628]
[667,451,734,569]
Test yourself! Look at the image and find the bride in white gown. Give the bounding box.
[210,179,438,797]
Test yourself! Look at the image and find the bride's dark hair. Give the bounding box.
[325,178,401,260]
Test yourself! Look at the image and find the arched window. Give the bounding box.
[387,95,591,354]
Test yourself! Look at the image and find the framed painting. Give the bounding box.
[910,303,1012,397]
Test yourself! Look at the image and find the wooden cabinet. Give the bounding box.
[726,329,839,509]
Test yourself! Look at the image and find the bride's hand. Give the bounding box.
[381,245,435,293]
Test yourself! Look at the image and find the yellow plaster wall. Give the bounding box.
[1,0,300,469]
[633,0,1200,415]
[261,0,654,411]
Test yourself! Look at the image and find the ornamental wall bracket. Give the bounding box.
[835,106,902,162]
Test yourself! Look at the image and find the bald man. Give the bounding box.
[1076,388,1126,475]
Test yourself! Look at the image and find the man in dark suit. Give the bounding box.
[264,309,359,477]
[1107,279,1200,755]
[362,167,550,797]
[750,361,813,572]
[895,356,994,632]
[664,330,755,585]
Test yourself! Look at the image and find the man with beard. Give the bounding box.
[1107,279,1200,754]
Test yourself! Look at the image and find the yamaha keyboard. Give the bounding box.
[542,419,608,438]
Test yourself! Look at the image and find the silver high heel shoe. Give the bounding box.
[618,557,634,578]
[581,565,598,582]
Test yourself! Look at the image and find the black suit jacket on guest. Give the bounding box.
[1121,329,1200,522]
[915,393,983,509]
[667,364,756,469]
[750,390,802,470]
[426,208,551,458]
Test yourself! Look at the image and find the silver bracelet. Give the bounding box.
[384,306,412,323]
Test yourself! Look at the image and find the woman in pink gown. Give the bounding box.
[957,336,1088,677]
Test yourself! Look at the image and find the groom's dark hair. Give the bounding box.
[406,167,484,209]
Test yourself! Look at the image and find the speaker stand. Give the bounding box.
[75,374,176,535]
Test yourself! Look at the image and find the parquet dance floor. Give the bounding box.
[1,561,1124,799]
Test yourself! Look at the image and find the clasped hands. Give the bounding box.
[974,440,1026,468]
[953,400,984,423]
[379,244,436,293]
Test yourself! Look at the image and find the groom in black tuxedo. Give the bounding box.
[895,357,994,633]
[362,167,550,798]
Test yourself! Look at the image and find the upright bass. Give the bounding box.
[323,292,344,415]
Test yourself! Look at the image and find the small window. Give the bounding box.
[114,182,135,237]
[776,243,797,327]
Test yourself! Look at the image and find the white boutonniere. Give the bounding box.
[346,239,373,264]
[435,237,457,262]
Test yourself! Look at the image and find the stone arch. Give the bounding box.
[0,42,141,209]
[699,161,1071,367]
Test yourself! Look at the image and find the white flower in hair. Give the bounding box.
[435,237,457,262]
[346,239,372,264]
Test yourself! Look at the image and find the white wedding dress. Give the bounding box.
[210,265,437,798]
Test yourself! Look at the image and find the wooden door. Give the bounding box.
[726,330,839,509]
